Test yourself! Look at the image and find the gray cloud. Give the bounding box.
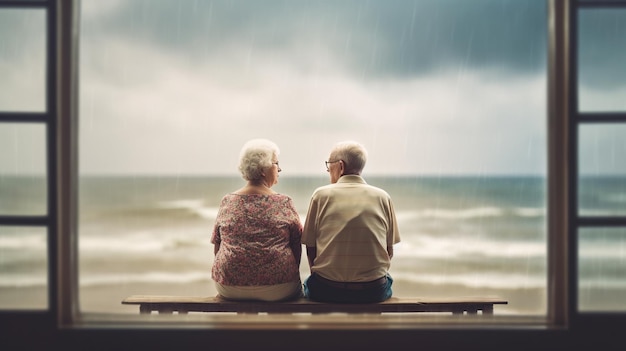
[76,0,551,175]
[3,1,625,176]
[84,0,547,78]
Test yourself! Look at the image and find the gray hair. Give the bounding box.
[331,140,368,175]
[238,139,280,181]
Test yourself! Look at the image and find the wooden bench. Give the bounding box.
[122,295,508,315]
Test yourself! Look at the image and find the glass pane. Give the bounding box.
[80,0,547,316]
[0,226,48,310]
[0,124,47,215]
[579,227,626,312]
[578,124,626,216]
[578,8,626,112]
[0,9,46,112]
[579,0,626,3]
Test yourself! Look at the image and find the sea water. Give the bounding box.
[1,175,625,314]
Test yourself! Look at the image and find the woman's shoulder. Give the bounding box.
[223,192,293,201]
[221,193,240,200]
[267,193,295,202]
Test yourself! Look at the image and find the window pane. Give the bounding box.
[579,227,626,312]
[0,9,46,112]
[80,0,547,316]
[0,226,48,310]
[578,124,626,216]
[579,0,626,3]
[578,8,626,112]
[0,124,47,215]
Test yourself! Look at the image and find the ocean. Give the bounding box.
[1,175,625,315]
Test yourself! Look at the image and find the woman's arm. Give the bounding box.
[290,240,302,266]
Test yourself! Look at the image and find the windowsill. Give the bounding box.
[72,312,555,330]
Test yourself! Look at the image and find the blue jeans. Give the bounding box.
[303,273,393,303]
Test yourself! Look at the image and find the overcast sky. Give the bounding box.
[1,1,625,176]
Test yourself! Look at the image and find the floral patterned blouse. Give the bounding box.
[211,193,302,286]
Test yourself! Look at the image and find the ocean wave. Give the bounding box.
[0,234,46,250]
[396,206,544,221]
[80,235,170,252]
[0,275,46,288]
[156,199,219,219]
[79,271,212,287]
[579,208,626,216]
[512,207,545,217]
[0,232,212,253]
[0,271,212,288]
[579,244,626,259]
[79,234,212,253]
[391,271,546,289]
[579,279,626,289]
[394,237,547,259]
[404,207,504,220]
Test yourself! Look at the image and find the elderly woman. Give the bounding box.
[210,139,303,301]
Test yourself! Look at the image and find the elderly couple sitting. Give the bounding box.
[210,138,400,303]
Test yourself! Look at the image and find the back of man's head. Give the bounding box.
[332,141,367,175]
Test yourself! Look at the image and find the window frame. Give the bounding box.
[570,0,626,322]
[2,0,626,348]
[0,0,60,318]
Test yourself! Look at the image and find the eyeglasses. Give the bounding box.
[272,161,281,172]
[325,160,341,171]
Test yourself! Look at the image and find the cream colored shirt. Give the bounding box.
[302,175,401,282]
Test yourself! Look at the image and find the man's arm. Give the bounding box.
[306,246,317,272]
[387,245,394,259]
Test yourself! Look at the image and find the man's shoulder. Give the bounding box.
[312,181,392,198]
[364,183,392,197]
[311,183,335,196]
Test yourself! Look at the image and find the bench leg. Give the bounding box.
[139,305,151,314]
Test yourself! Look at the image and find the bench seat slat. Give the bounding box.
[122,295,507,315]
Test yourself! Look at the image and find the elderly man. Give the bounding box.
[302,141,401,303]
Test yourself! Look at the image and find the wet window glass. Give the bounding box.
[578,227,626,312]
[0,9,46,112]
[0,226,48,310]
[578,8,626,112]
[578,124,626,217]
[0,123,47,216]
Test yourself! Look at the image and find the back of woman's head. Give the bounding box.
[238,139,280,181]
